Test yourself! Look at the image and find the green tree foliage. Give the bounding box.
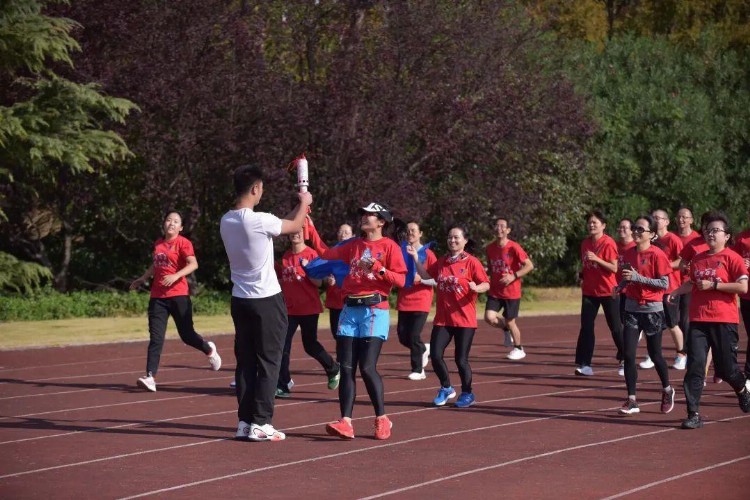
[0,0,138,291]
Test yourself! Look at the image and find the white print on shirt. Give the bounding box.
[349,258,377,281]
[281,264,303,282]
[490,257,511,275]
[694,262,722,283]
[437,272,466,295]
[153,252,171,269]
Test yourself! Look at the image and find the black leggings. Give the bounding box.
[430,326,476,394]
[741,299,750,377]
[337,336,385,417]
[329,308,342,341]
[576,295,623,366]
[397,311,429,372]
[278,314,336,390]
[146,296,209,376]
[622,312,670,396]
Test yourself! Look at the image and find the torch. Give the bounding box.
[288,153,311,239]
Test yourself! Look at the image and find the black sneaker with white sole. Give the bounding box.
[681,412,703,429]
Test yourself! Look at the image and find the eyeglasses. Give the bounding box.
[652,216,668,221]
[676,216,693,220]
[632,226,651,234]
[703,227,727,235]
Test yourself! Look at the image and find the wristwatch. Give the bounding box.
[379,268,386,276]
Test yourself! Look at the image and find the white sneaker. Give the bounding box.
[288,379,295,391]
[207,341,222,371]
[247,423,286,441]
[235,420,251,439]
[575,365,594,376]
[639,356,655,369]
[673,355,687,370]
[507,347,526,360]
[408,370,427,381]
[422,343,430,368]
[137,375,156,392]
[503,330,513,347]
[229,379,236,388]
[618,361,625,377]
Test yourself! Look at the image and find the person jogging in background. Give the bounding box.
[307,221,354,339]
[322,202,406,441]
[614,215,675,416]
[220,164,312,442]
[408,225,490,408]
[484,217,534,361]
[732,208,750,378]
[673,207,701,355]
[130,210,221,393]
[574,210,624,376]
[669,211,750,429]
[640,209,686,371]
[275,230,340,398]
[615,218,636,376]
[396,221,437,381]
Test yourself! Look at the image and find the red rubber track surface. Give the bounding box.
[0,314,748,499]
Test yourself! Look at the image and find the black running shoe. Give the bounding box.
[681,413,703,429]
[738,380,750,413]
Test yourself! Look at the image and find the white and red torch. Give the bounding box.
[287,153,311,238]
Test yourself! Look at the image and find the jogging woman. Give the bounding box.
[275,230,340,398]
[614,215,675,415]
[397,221,437,380]
[130,210,221,392]
[669,211,750,429]
[575,210,624,376]
[322,202,406,440]
[408,225,490,408]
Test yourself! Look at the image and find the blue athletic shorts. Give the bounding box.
[337,305,390,340]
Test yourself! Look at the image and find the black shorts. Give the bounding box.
[624,310,665,337]
[662,296,679,329]
[485,296,520,320]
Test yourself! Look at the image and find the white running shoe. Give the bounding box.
[229,379,236,388]
[235,420,251,439]
[673,354,687,370]
[575,365,594,376]
[288,379,295,391]
[618,361,625,377]
[422,343,430,368]
[137,375,156,392]
[408,370,427,381]
[639,356,655,369]
[506,347,526,360]
[207,341,222,371]
[247,423,286,441]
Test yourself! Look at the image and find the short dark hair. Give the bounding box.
[635,214,657,234]
[495,217,511,228]
[163,209,184,224]
[701,210,731,234]
[233,164,264,198]
[586,210,607,225]
[618,218,634,229]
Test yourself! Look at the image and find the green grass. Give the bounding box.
[0,287,581,350]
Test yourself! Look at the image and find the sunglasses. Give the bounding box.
[632,226,651,234]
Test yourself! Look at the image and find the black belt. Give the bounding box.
[345,294,386,307]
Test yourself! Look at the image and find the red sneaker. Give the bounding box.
[326,418,355,439]
[374,415,392,440]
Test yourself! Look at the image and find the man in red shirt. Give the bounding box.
[673,207,701,347]
[484,217,534,360]
[733,208,750,378]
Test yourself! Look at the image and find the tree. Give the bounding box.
[0,0,137,291]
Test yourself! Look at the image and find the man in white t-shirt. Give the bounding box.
[220,164,312,441]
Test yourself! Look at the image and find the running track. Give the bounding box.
[1,315,748,499]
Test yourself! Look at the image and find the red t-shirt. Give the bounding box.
[732,229,750,300]
[305,224,347,309]
[680,236,709,284]
[652,232,683,293]
[322,237,406,310]
[580,234,618,297]
[676,230,701,283]
[616,240,636,282]
[677,229,701,247]
[688,249,748,323]
[486,240,529,300]
[622,245,672,303]
[150,235,194,298]
[428,252,489,328]
[277,246,323,316]
[397,248,437,312]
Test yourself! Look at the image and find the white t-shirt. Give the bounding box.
[220,208,283,299]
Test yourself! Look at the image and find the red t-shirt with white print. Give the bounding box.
[428,252,489,328]
[688,249,748,323]
[150,235,194,298]
[622,245,672,303]
[486,240,529,300]
[580,234,618,297]
[397,248,437,312]
[321,237,406,310]
[277,246,323,316]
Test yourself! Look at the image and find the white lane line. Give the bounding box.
[120,412,750,499]
[357,414,749,500]
[599,454,750,499]
[0,378,690,479]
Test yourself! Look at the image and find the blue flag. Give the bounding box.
[302,237,356,288]
[401,240,436,288]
